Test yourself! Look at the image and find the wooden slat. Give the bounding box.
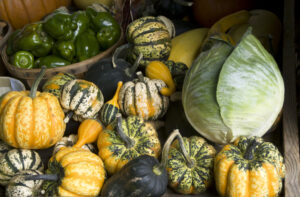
[282,0,300,196]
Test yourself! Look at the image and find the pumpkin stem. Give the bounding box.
[173,0,193,6]
[116,113,135,148]
[64,111,74,123]
[25,174,58,182]
[125,53,143,77]
[29,66,46,98]
[136,71,145,83]
[112,43,132,69]
[177,133,194,168]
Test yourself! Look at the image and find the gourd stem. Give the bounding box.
[107,81,123,106]
[125,53,143,77]
[173,0,193,6]
[116,113,135,148]
[64,111,74,123]
[29,66,46,98]
[177,132,194,168]
[244,140,259,160]
[136,71,145,83]
[112,43,131,68]
[160,129,181,169]
[25,174,58,181]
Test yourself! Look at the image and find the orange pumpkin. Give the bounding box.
[0,67,66,149]
[0,0,71,29]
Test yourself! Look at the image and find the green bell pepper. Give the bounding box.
[75,29,100,61]
[13,23,54,57]
[72,11,90,40]
[86,8,119,31]
[35,55,71,68]
[53,40,75,62]
[97,25,120,50]
[11,51,34,69]
[6,30,21,56]
[42,12,77,41]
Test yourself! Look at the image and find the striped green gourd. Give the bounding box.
[0,140,12,158]
[118,72,169,120]
[99,81,123,128]
[164,60,188,90]
[125,16,173,67]
[60,79,104,123]
[0,149,44,186]
[42,72,76,99]
[6,169,43,197]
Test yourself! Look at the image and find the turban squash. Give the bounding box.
[214,136,285,197]
[0,0,71,29]
[0,67,65,149]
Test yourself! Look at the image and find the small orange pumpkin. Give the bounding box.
[0,0,71,29]
[0,67,66,149]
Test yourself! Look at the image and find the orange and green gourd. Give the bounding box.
[99,81,123,128]
[97,113,161,174]
[0,66,66,149]
[214,136,285,197]
[118,71,169,120]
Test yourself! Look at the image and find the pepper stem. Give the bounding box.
[29,66,46,98]
[136,71,145,83]
[25,174,58,181]
[116,113,135,148]
[112,43,131,68]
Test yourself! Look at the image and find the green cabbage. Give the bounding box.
[182,32,284,144]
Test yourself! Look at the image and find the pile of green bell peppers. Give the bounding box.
[7,7,121,69]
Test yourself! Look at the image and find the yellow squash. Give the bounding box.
[73,119,104,148]
[0,67,65,149]
[146,61,176,96]
[168,28,208,68]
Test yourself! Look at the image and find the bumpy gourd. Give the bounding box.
[214,136,285,197]
[118,72,169,120]
[97,113,161,174]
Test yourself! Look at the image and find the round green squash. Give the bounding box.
[42,72,76,99]
[165,130,216,194]
[97,113,161,174]
[6,169,44,197]
[118,72,169,121]
[0,149,44,186]
[60,79,104,122]
[126,16,173,67]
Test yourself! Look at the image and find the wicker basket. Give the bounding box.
[0,30,124,87]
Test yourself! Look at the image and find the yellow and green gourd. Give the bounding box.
[215,136,285,197]
[118,71,169,121]
[99,81,123,128]
[125,16,173,67]
[97,113,161,175]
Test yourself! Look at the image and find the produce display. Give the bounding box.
[0,2,287,197]
[5,6,121,69]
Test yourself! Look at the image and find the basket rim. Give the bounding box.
[1,29,124,80]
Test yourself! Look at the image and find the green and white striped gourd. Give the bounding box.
[60,79,104,123]
[0,149,44,186]
[99,81,123,128]
[5,169,43,197]
[126,16,174,67]
[164,60,188,89]
[118,72,169,120]
[52,134,96,155]
[0,140,12,158]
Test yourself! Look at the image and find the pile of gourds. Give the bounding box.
[0,4,286,197]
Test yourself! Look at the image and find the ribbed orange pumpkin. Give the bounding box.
[0,67,66,149]
[0,0,71,29]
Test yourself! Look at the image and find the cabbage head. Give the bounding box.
[182,32,284,144]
